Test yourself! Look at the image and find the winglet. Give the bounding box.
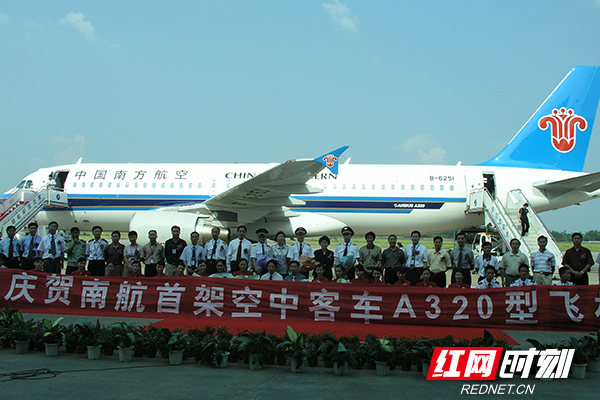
[314,146,349,174]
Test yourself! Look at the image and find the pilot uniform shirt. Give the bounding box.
[180,244,205,268]
[499,251,529,277]
[226,238,253,270]
[475,255,499,277]
[86,239,108,260]
[530,250,555,274]
[403,244,427,269]
[260,271,284,281]
[510,278,536,287]
[475,279,502,289]
[38,234,66,259]
[554,280,574,286]
[22,234,42,260]
[427,250,451,275]
[204,239,228,262]
[287,241,315,261]
[334,242,359,260]
[0,237,22,259]
[251,243,273,259]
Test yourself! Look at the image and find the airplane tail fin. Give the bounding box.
[480,66,600,171]
[314,146,349,174]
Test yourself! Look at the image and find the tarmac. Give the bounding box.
[1,313,599,400]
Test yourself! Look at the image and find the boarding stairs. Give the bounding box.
[467,188,562,273]
[0,187,68,237]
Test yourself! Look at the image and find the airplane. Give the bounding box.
[3,66,600,245]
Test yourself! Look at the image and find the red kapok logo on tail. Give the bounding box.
[322,154,338,168]
[538,107,587,153]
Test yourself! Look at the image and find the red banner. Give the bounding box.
[1,270,599,331]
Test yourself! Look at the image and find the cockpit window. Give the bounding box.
[25,180,33,188]
[16,180,25,189]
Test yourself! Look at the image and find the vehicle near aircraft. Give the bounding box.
[3,67,600,253]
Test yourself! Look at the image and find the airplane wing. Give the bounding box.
[533,171,600,193]
[161,146,348,223]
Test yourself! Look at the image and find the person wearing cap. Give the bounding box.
[334,226,359,280]
[313,235,334,280]
[251,228,272,273]
[226,225,253,273]
[359,231,382,280]
[404,230,428,286]
[286,227,314,263]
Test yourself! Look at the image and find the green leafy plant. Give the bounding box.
[570,335,596,365]
[41,317,65,344]
[318,332,356,369]
[276,326,309,368]
[235,330,274,368]
[76,318,103,346]
[368,336,394,366]
[10,311,34,341]
[167,331,188,351]
[109,322,139,348]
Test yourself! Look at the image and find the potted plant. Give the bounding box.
[109,322,139,362]
[10,311,34,354]
[63,324,79,353]
[306,334,322,367]
[368,336,394,376]
[318,332,356,375]
[165,330,188,365]
[395,337,413,371]
[99,325,118,356]
[30,321,46,351]
[41,316,64,356]
[570,335,594,379]
[76,319,103,360]
[235,330,274,370]
[199,335,231,368]
[276,326,309,373]
[411,338,434,378]
[585,330,600,372]
[0,304,18,348]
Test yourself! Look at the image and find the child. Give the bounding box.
[447,270,470,289]
[510,263,536,287]
[370,267,386,285]
[332,265,350,283]
[554,266,574,286]
[312,264,330,283]
[284,261,306,281]
[233,259,255,277]
[260,260,284,281]
[395,267,411,286]
[475,265,502,289]
[353,264,370,284]
[127,261,145,278]
[72,257,91,276]
[415,268,438,287]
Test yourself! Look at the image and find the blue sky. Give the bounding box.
[2,0,600,232]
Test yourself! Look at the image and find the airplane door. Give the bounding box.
[465,170,484,209]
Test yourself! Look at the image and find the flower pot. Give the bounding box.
[15,340,30,354]
[308,357,319,367]
[87,345,102,360]
[333,361,349,376]
[587,359,600,372]
[119,346,134,362]
[216,352,230,368]
[570,363,586,379]
[375,361,390,376]
[291,358,305,373]
[169,350,184,365]
[45,343,60,356]
[249,354,262,370]
[422,362,430,378]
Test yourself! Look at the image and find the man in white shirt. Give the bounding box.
[333,226,360,279]
[475,265,502,289]
[475,242,499,281]
[85,225,108,276]
[227,225,252,273]
[499,238,529,287]
[251,228,272,273]
[20,222,42,270]
[530,235,556,286]
[403,230,428,286]
[180,231,204,275]
[38,221,66,274]
[204,227,228,275]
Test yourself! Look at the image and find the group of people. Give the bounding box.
[0,222,596,288]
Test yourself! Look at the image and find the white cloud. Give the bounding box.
[51,135,86,165]
[322,0,359,32]
[59,12,98,42]
[402,134,448,164]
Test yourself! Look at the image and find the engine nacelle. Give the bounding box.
[129,211,228,245]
